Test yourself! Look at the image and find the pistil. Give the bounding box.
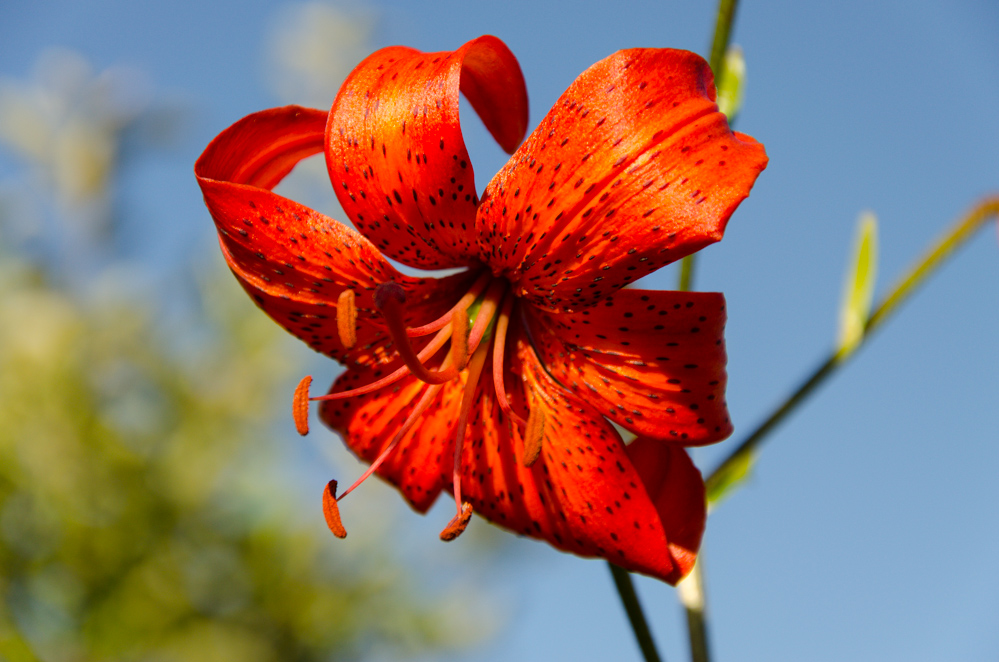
[376,282,467,385]
[405,270,491,337]
[491,295,525,429]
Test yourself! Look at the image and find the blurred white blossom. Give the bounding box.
[265,3,376,108]
[265,4,376,222]
[0,48,149,220]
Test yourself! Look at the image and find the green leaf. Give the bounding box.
[705,449,754,506]
[715,45,745,123]
[837,211,879,356]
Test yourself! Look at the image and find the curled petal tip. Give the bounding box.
[293,375,313,435]
[322,480,347,538]
[439,502,473,541]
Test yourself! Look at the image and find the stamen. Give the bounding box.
[491,295,526,428]
[322,480,347,538]
[522,393,546,467]
[336,383,444,502]
[406,271,491,337]
[337,289,357,348]
[439,502,473,541]
[293,375,312,435]
[445,336,491,540]
[376,282,462,385]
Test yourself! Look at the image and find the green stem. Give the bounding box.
[708,0,740,77]
[706,196,999,496]
[676,560,711,662]
[678,0,741,294]
[678,253,696,292]
[608,562,664,662]
[677,3,743,659]
[0,621,42,662]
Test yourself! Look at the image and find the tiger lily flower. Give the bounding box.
[195,35,766,584]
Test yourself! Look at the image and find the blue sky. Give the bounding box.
[2,0,997,660]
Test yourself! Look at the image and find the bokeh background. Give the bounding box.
[1,1,996,661]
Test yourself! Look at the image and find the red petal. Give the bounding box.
[624,439,706,584]
[525,289,732,445]
[196,105,327,190]
[197,106,476,366]
[318,368,465,513]
[326,35,528,270]
[459,322,683,583]
[475,49,767,311]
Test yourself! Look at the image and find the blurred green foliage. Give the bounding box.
[0,45,485,662]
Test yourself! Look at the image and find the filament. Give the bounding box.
[377,282,463,385]
[406,270,491,337]
[336,382,444,502]
[447,337,491,528]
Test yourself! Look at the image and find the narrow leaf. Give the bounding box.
[837,211,879,355]
[705,448,753,506]
[715,45,745,122]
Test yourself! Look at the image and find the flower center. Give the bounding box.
[293,269,524,541]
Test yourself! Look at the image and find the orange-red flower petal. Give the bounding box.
[624,437,706,584]
[315,310,707,583]
[525,288,732,445]
[455,322,702,583]
[196,37,766,586]
[476,48,767,311]
[196,105,476,367]
[326,35,528,270]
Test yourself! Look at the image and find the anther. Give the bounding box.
[322,480,347,538]
[336,289,357,348]
[523,394,546,467]
[293,375,312,435]
[439,501,473,541]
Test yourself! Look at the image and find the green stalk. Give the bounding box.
[676,3,743,661]
[678,0,741,294]
[676,560,711,662]
[706,196,999,497]
[708,0,740,78]
[609,563,664,662]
